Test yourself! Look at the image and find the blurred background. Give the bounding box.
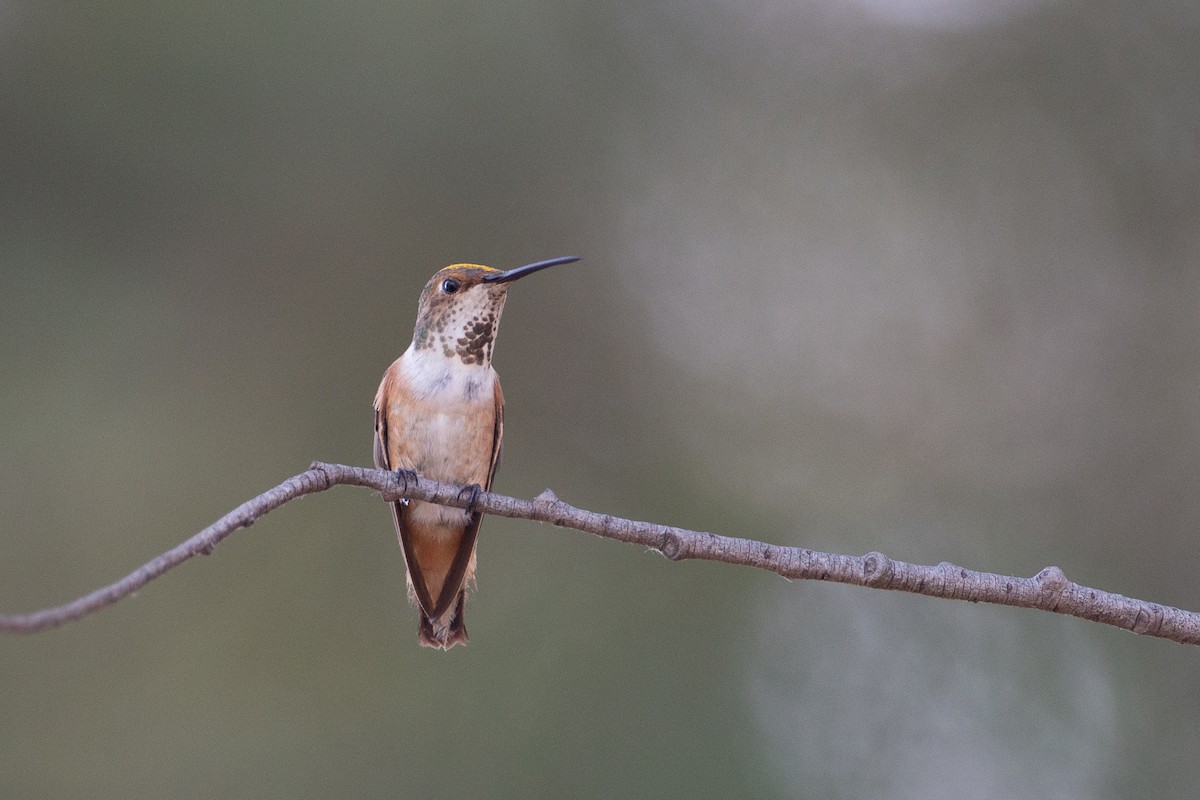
[2,1,1198,797]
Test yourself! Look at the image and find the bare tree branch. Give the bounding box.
[1,461,1197,644]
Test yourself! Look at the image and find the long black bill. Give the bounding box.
[482,255,580,284]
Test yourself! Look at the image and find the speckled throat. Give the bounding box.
[411,280,508,367]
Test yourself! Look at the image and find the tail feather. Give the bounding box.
[418,591,468,650]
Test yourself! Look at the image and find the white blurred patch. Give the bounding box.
[748,588,1117,798]
[612,98,1147,494]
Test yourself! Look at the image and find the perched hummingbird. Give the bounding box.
[373,256,578,649]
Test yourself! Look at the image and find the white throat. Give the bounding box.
[400,343,496,403]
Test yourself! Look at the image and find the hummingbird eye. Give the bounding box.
[441,278,461,294]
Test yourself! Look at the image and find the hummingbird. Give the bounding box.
[373,256,579,649]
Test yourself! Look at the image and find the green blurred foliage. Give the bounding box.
[2,1,1198,798]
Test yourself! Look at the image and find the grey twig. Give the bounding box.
[2,462,1197,645]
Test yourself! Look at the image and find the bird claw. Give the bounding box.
[394,469,419,496]
[458,483,483,515]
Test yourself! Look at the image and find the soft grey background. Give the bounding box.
[2,2,1198,797]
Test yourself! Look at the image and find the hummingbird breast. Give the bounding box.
[379,346,501,530]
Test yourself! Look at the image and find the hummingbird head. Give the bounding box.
[411,256,578,366]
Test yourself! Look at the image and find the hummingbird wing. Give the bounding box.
[373,390,438,615]
[373,403,390,473]
[427,378,504,619]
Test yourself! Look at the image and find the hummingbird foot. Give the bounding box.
[394,469,419,499]
[457,483,483,515]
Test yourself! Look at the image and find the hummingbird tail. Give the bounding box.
[418,591,468,650]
